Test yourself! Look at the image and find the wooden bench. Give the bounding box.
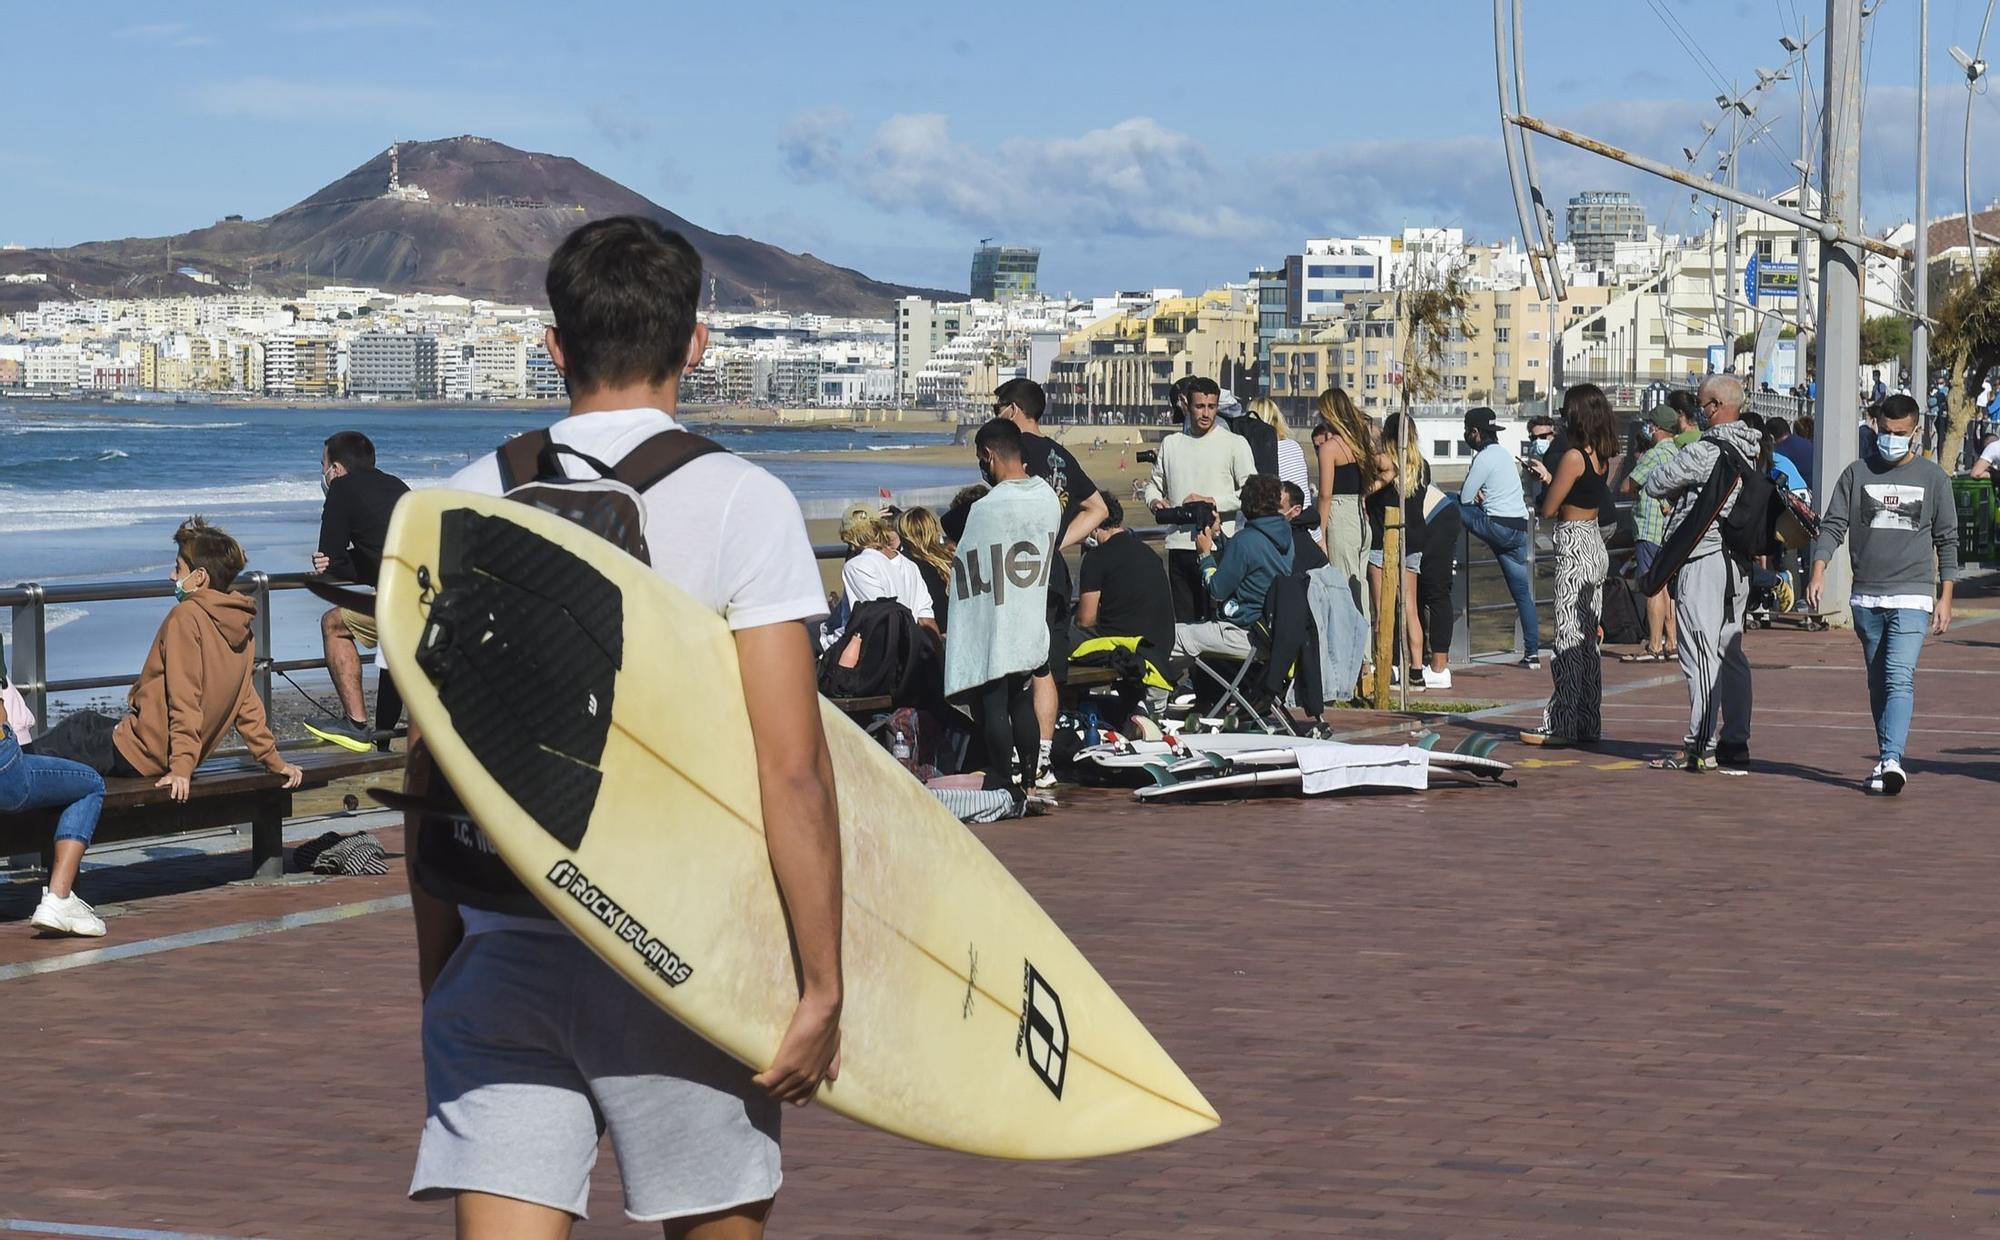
[829,665,1122,716]
[1,746,406,882]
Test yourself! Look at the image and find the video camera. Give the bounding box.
[1134,448,1158,464]
[1152,499,1219,529]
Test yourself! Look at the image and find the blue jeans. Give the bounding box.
[1454,500,1540,657]
[1851,605,1928,765]
[0,723,105,845]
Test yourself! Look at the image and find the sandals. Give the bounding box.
[1518,730,1573,747]
[1619,646,1672,663]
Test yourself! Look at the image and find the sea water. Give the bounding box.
[0,401,973,686]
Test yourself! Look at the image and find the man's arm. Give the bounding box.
[1059,490,1109,551]
[1457,449,1495,506]
[1972,453,1995,480]
[1644,439,1715,500]
[158,612,206,799]
[1932,470,1961,634]
[402,732,465,1000]
[1202,532,1248,603]
[233,674,302,787]
[1142,441,1169,510]
[316,483,357,580]
[1805,464,1854,611]
[1075,590,1102,628]
[736,620,843,1106]
[1229,435,1257,496]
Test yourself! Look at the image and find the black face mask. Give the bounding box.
[978,458,996,487]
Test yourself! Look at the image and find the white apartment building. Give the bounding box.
[24,345,81,390]
[472,336,528,398]
[894,297,966,400]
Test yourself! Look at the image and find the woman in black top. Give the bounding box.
[1522,383,1618,746]
[894,507,955,636]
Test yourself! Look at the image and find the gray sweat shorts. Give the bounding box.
[410,929,782,1222]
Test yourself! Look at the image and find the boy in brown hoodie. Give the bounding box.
[30,517,303,802]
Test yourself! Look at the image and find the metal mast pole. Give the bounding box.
[1816,0,1864,620]
[1797,30,1814,356]
[1913,0,1932,437]
[1726,92,1740,364]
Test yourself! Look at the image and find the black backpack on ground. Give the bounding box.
[1600,573,1645,645]
[410,427,724,918]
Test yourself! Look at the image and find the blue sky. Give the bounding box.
[3,1,1997,297]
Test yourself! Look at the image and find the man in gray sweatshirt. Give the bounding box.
[1643,374,1767,773]
[1806,394,1959,795]
[1145,376,1257,624]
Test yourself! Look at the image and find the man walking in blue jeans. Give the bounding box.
[1806,394,1958,795]
[1453,407,1540,668]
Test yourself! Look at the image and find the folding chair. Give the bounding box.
[1182,575,1319,736]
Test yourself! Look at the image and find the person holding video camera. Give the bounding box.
[1144,376,1257,623]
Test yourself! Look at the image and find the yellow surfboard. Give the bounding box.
[376,489,1218,1160]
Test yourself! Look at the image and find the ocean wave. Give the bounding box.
[865,444,917,452]
[98,448,130,460]
[0,479,323,535]
[0,604,87,640]
[2,419,249,434]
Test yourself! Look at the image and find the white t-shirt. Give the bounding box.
[841,548,932,620]
[446,407,827,936]
[1980,440,2000,471]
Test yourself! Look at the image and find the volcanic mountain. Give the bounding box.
[0,136,957,315]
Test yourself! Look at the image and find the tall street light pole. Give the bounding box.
[1913,0,1932,429]
[1816,0,1864,621]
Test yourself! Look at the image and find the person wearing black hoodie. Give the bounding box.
[1171,474,1295,662]
[307,431,410,752]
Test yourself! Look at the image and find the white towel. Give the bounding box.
[944,477,1061,698]
[1294,742,1430,795]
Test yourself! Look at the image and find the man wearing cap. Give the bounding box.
[1619,406,1684,661]
[1453,407,1540,668]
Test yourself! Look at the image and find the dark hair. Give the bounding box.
[1765,416,1791,439]
[174,516,247,591]
[1560,383,1618,462]
[1096,488,1124,528]
[1879,393,1922,425]
[1665,389,1700,420]
[1740,410,1766,432]
[1240,473,1284,519]
[323,430,375,472]
[973,417,1025,462]
[1185,376,1221,400]
[1794,414,1815,439]
[1527,411,1556,432]
[544,216,702,394]
[948,483,989,512]
[1279,480,1307,508]
[994,377,1046,421]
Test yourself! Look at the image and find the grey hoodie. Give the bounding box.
[1811,453,1959,597]
[1642,419,1766,559]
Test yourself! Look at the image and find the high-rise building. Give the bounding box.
[894,297,966,400]
[349,332,440,398]
[970,244,1039,301]
[1566,191,1648,269]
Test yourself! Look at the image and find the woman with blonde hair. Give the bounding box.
[1312,387,1378,592]
[894,506,956,635]
[1249,397,1312,504]
[824,505,936,647]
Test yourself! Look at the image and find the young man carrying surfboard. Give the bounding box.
[404,216,842,1239]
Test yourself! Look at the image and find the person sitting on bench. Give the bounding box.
[1069,489,1175,725]
[306,430,410,752]
[2,634,108,937]
[30,517,303,802]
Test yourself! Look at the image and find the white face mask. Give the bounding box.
[1877,432,1913,461]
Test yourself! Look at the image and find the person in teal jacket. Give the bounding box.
[1172,474,1294,661]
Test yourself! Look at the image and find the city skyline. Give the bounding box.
[5,1,2000,296]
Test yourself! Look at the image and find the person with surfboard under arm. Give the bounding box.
[404,217,842,1239]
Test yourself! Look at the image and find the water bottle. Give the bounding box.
[891,732,911,764]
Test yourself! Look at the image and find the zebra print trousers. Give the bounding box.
[1543,519,1608,741]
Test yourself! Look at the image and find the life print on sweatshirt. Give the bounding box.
[1862,483,1926,532]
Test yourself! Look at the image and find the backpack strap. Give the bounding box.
[611,430,728,493]
[496,430,554,491]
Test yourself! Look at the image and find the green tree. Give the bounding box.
[1934,263,2000,465]
[1858,314,1912,366]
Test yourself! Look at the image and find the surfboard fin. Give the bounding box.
[1453,733,1503,760]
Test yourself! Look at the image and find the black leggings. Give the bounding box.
[966,672,1038,793]
[27,710,141,777]
[1418,503,1463,658]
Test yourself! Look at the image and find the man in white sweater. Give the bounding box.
[1145,376,1258,622]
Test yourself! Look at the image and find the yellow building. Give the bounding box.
[1046,290,1256,422]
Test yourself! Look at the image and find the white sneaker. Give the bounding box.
[1422,666,1453,691]
[1865,761,1886,794]
[1034,766,1059,789]
[30,888,106,937]
[1879,758,1907,796]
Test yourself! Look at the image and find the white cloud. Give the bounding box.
[112,21,214,47]
[787,112,1266,242]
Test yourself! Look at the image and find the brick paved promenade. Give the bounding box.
[3,592,1998,1238]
